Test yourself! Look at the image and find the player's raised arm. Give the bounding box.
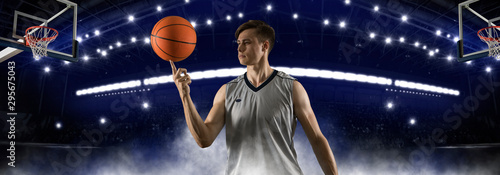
[170,61,226,148]
[293,80,338,175]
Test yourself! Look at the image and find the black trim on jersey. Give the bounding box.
[244,69,278,92]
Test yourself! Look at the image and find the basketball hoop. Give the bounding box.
[25,26,58,59]
[478,26,500,60]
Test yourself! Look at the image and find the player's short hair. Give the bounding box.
[235,20,275,53]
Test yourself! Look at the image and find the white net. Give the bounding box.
[25,26,58,59]
[478,26,500,60]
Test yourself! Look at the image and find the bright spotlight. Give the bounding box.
[385,37,392,44]
[83,55,89,61]
[293,13,298,19]
[207,19,212,25]
[267,5,272,11]
[44,67,50,73]
[100,118,106,124]
[453,37,459,42]
[387,102,393,109]
[56,122,62,129]
[324,20,329,25]
[143,102,149,109]
[429,51,435,56]
[64,61,70,65]
[410,118,416,125]
[486,67,492,73]
[109,45,113,50]
[185,0,189,3]
[423,45,427,50]
[446,34,450,38]
[85,34,89,38]
[447,55,452,61]
[374,6,379,11]
[128,15,134,22]
[77,37,82,42]
[226,15,231,21]
[102,50,107,56]
[345,0,350,5]
[435,49,439,53]
[399,37,405,43]
[414,41,420,47]
[131,37,137,43]
[157,6,162,11]
[466,61,471,65]
[191,21,196,28]
[369,33,376,39]
[402,15,408,22]
[144,37,150,43]
[116,41,122,47]
[340,21,346,28]
[94,30,100,36]
[238,13,243,18]
[436,30,441,36]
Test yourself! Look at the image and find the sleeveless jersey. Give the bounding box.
[224,69,303,175]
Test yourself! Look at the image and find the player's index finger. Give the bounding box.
[170,60,176,73]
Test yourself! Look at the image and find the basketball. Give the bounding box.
[151,16,196,62]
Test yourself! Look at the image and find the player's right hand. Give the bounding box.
[171,60,191,98]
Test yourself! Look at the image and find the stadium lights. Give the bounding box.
[191,21,197,28]
[83,55,89,61]
[207,19,212,25]
[436,30,441,36]
[340,21,346,28]
[453,37,459,42]
[128,15,134,22]
[109,45,113,50]
[56,122,62,129]
[94,30,100,36]
[85,34,89,38]
[374,6,379,11]
[143,102,149,109]
[423,45,427,50]
[447,55,452,61]
[402,15,408,22]
[394,80,459,96]
[157,6,162,11]
[410,118,416,125]
[77,37,82,42]
[100,118,106,124]
[131,37,137,43]
[144,37,150,43]
[293,13,298,19]
[238,13,243,18]
[446,34,450,38]
[486,67,491,73]
[345,0,350,5]
[267,5,272,11]
[387,102,393,109]
[64,61,70,65]
[116,41,121,47]
[226,15,231,21]
[44,67,50,73]
[369,33,376,39]
[324,20,330,25]
[385,37,391,44]
[429,51,435,56]
[101,50,107,56]
[414,42,420,47]
[399,37,405,43]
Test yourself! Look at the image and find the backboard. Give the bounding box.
[0,0,78,63]
[457,0,500,62]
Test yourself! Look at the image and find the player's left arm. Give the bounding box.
[293,80,338,175]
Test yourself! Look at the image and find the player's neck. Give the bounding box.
[246,58,273,87]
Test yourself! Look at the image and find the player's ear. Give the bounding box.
[262,40,269,52]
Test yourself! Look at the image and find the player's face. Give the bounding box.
[237,29,267,66]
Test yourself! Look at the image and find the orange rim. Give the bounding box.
[478,26,500,42]
[25,26,58,42]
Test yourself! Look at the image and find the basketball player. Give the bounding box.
[170,20,338,175]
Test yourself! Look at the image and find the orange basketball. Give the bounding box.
[151,16,196,62]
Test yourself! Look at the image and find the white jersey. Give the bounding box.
[225,69,303,175]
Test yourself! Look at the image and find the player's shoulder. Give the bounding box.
[275,70,297,81]
[227,74,245,84]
